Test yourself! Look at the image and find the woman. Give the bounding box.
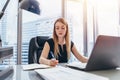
[39,18,88,66]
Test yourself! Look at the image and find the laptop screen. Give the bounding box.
[86,35,120,71]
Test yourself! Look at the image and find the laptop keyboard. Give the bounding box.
[66,62,87,69]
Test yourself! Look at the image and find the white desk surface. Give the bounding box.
[2,65,120,80]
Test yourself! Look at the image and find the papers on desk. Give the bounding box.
[22,63,51,70]
[35,66,109,80]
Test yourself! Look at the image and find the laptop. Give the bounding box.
[67,35,120,71]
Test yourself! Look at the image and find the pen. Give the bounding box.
[50,51,59,66]
[50,51,56,60]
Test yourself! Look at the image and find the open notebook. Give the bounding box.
[22,63,51,70]
[35,66,109,80]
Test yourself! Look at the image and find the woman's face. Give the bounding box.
[55,21,67,38]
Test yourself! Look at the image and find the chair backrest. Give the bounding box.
[28,36,49,64]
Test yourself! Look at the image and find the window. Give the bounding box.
[65,0,84,61]
[21,0,62,64]
[0,0,18,64]
[87,0,119,56]
[1,0,119,64]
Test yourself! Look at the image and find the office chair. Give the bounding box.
[28,36,49,64]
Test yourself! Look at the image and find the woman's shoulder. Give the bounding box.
[46,38,54,45]
[47,38,54,42]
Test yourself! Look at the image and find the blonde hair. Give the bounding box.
[53,18,71,59]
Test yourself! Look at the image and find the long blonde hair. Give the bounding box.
[53,18,71,59]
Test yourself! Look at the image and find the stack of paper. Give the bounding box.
[22,63,51,70]
[35,66,109,80]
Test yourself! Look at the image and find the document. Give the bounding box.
[35,66,109,80]
[22,63,51,70]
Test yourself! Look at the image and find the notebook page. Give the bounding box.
[22,63,51,70]
[35,66,109,80]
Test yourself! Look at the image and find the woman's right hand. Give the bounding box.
[48,59,59,66]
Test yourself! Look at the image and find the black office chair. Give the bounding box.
[28,36,49,64]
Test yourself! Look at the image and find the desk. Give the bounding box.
[3,65,120,80]
[2,65,44,80]
[91,68,120,80]
[0,47,13,79]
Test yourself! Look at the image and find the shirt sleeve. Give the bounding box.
[46,38,54,51]
[71,41,74,49]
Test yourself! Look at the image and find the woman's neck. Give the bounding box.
[58,37,65,45]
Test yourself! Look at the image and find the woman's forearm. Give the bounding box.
[76,54,88,63]
[39,57,50,65]
[81,57,88,63]
[40,57,59,66]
